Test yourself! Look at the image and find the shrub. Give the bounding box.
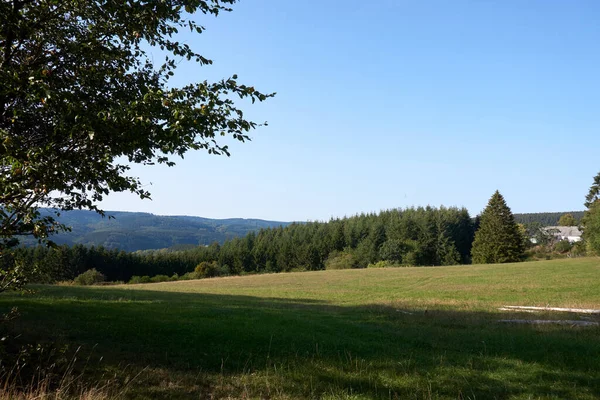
[150,275,171,283]
[179,271,201,281]
[73,269,105,286]
[553,240,573,254]
[571,241,587,257]
[367,260,397,268]
[402,251,419,266]
[195,261,222,278]
[128,275,151,284]
[325,250,358,270]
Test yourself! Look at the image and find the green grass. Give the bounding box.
[1,258,600,399]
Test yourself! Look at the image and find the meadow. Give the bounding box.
[1,258,599,399]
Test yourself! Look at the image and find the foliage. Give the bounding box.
[178,271,202,281]
[128,275,151,284]
[557,213,578,226]
[553,240,573,254]
[73,269,105,286]
[582,172,600,256]
[0,0,273,291]
[471,191,525,264]
[194,261,224,278]
[513,211,585,226]
[582,201,600,255]
[584,171,600,208]
[367,260,397,268]
[516,223,532,250]
[0,253,29,293]
[9,206,476,282]
[149,274,172,283]
[324,250,358,270]
[379,239,415,263]
[571,240,588,257]
[525,222,553,246]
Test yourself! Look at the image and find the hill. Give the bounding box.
[513,211,586,226]
[36,209,289,251]
[2,258,599,399]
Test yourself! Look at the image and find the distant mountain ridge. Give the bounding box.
[37,209,290,252]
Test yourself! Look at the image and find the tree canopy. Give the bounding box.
[583,172,600,255]
[0,0,273,255]
[471,191,525,264]
[557,213,577,227]
[585,171,600,209]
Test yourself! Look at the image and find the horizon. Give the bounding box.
[60,206,587,223]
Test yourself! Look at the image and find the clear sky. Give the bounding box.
[100,0,600,222]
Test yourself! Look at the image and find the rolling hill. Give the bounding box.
[36,209,289,251]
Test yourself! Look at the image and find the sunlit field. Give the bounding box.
[1,258,599,399]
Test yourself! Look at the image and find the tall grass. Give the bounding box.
[0,344,142,400]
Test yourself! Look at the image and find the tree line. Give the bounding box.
[513,212,584,226]
[8,206,476,283]
[11,183,600,285]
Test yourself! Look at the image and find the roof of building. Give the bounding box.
[544,226,582,237]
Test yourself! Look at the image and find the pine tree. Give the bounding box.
[471,191,525,264]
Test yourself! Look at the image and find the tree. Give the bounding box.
[516,223,531,250]
[585,172,600,208]
[582,172,600,255]
[471,191,525,264]
[557,213,577,227]
[582,202,600,255]
[0,0,273,288]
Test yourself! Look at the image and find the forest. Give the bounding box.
[513,211,585,226]
[16,209,583,253]
[10,206,476,283]
[7,206,589,285]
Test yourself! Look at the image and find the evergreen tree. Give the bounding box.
[583,172,600,255]
[585,172,600,208]
[582,202,600,255]
[471,191,524,264]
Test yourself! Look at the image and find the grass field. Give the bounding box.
[1,258,600,399]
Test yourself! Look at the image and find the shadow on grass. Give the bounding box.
[1,285,599,399]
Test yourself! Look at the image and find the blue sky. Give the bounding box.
[100,0,600,221]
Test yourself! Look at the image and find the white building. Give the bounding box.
[544,226,582,243]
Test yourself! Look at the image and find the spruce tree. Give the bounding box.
[471,191,525,264]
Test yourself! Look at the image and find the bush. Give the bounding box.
[553,240,573,254]
[402,251,419,266]
[571,241,587,257]
[367,260,397,268]
[150,275,171,283]
[73,269,105,286]
[179,271,201,281]
[195,261,222,278]
[128,275,151,284]
[325,250,358,270]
